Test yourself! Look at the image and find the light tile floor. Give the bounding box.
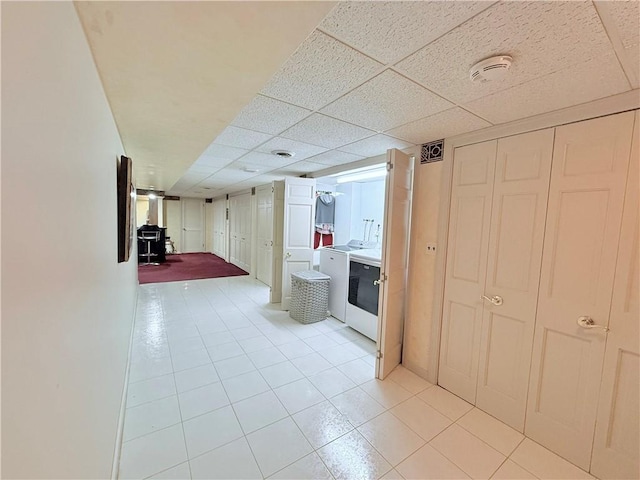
[119,276,595,480]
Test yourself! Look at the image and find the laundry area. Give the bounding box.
[313,164,388,342]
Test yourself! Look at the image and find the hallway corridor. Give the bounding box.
[120,277,594,480]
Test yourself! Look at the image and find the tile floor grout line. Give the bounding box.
[169,315,196,480]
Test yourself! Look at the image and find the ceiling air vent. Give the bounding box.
[470,55,512,83]
[271,150,295,158]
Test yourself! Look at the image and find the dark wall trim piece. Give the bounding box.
[164,195,181,201]
[136,188,166,197]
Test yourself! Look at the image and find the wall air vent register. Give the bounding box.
[421,139,444,164]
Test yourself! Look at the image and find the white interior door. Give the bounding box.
[590,111,639,480]
[271,181,285,304]
[525,112,635,470]
[256,184,274,286]
[475,129,554,431]
[212,198,226,259]
[165,199,182,253]
[181,198,205,253]
[281,177,316,310]
[377,149,413,379]
[439,140,497,403]
[229,192,251,272]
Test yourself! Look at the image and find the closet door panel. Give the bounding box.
[476,128,554,431]
[439,140,496,403]
[526,112,635,469]
[591,111,639,480]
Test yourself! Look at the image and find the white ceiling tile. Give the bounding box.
[306,150,365,167]
[320,1,496,65]
[260,30,384,110]
[396,1,615,104]
[464,52,630,125]
[202,143,249,161]
[214,126,273,150]
[239,151,297,169]
[206,168,257,182]
[257,137,327,161]
[338,134,414,158]
[386,108,492,144]
[250,173,287,185]
[625,44,640,84]
[280,114,376,149]
[602,0,640,48]
[179,172,210,182]
[193,155,234,170]
[232,95,312,135]
[187,165,220,174]
[320,70,454,132]
[277,161,328,175]
[198,178,230,188]
[228,159,276,175]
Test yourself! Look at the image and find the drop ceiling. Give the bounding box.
[78,1,639,199]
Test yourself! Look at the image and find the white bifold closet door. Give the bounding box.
[439,140,497,403]
[256,184,274,287]
[212,198,226,259]
[590,110,639,480]
[475,129,554,431]
[229,192,251,272]
[525,112,635,470]
[439,129,553,431]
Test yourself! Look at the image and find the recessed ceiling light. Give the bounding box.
[470,55,512,83]
[271,150,295,158]
[243,167,260,173]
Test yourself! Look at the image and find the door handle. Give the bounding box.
[285,252,291,258]
[577,316,609,332]
[373,279,381,286]
[481,295,503,306]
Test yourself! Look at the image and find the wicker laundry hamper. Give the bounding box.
[289,270,331,324]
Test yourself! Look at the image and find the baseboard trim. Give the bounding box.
[111,287,138,480]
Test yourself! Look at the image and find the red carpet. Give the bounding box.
[138,253,248,284]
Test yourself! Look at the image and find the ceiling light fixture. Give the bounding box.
[336,168,387,184]
[470,55,512,83]
[148,193,157,200]
[243,167,260,173]
[271,150,295,158]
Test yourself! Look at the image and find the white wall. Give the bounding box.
[333,180,386,245]
[352,180,385,245]
[136,197,150,227]
[404,159,442,379]
[334,183,353,245]
[1,3,138,478]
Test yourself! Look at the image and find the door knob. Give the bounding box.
[577,316,609,332]
[373,279,381,286]
[481,295,503,306]
[285,252,291,258]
